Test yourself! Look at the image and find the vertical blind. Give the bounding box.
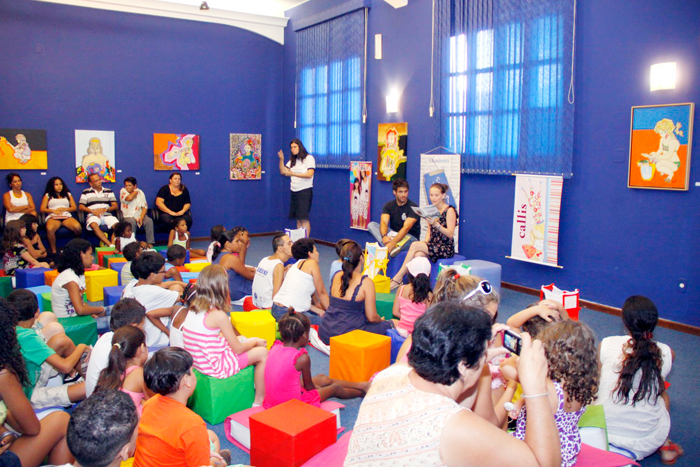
[433,0,575,177]
[296,7,367,168]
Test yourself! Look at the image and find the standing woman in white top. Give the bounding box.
[278,139,315,235]
[3,173,36,223]
[40,176,82,253]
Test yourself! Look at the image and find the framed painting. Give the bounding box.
[377,122,407,181]
[154,134,200,171]
[75,130,116,183]
[628,103,694,191]
[0,129,47,170]
[230,133,261,180]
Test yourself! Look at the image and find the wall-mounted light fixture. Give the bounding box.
[384,0,408,8]
[386,93,400,113]
[650,62,676,91]
[200,2,209,10]
[375,34,382,60]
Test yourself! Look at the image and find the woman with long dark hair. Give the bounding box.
[0,297,74,466]
[278,139,315,235]
[597,295,682,463]
[51,238,105,318]
[318,241,395,344]
[40,176,82,253]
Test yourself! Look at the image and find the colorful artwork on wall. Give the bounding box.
[230,133,261,180]
[377,122,407,181]
[154,133,200,171]
[0,129,47,170]
[628,103,694,191]
[350,161,372,230]
[75,130,116,183]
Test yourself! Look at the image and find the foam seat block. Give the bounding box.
[103,285,125,307]
[225,401,344,451]
[26,286,52,311]
[180,271,199,282]
[58,315,98,346]
[329,330,391,383]
[250,399,337,467]
[385,250,408,279]
[15,268,51,288]
[184,262,210,272]
[375,293,395,320]
[44,269,59,286]
[109,262,127,285]
[387,328,406,363]
[85,269,119,302]
[95,247,116,267]
[187,366,254,425]
[454,259,502,295]
[0,276,13,298]
[40,292,52,312]
[430,255,466,287]
[301,430,352,467]
[105,255,126,268]
[372,275,390,294]
[231,311,276,350]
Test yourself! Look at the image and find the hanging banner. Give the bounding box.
[510,175,563,267]
[350,161,372,230]
[419,153,461,252]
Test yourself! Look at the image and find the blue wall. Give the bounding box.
[284,0,700,327]
[0,0,287,237]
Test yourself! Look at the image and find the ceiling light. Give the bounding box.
[200,1,209,10]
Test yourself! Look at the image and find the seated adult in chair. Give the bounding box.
[79,173,118,246]
[120,176,155,248]
[155,172,192,230]
[40,176,82,254]
[367,178,420,257]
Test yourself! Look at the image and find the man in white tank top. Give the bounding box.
[252,234,292,309]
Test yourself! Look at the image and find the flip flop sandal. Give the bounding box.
[659,440,684,465]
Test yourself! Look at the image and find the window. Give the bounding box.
[295,8,366,168]
[437,0,574,176]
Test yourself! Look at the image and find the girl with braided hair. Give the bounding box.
[263,309,369,409]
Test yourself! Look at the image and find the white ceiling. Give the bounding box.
[33,0,310,44]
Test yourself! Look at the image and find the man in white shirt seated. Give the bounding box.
[252,233,293,310]
[121,252,186,350]
[120,176,155,248]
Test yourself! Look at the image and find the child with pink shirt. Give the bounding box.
[263,309,369,409]
[392,256,432,337]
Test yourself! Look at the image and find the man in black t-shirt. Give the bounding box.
[367,179,420,256]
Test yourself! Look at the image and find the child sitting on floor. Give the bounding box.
[134,347,230,467]
[9,289,90,409]
[507,320,599,467]
[120,242,142,285]
[164,244,185,282]
[168,217,206,258]
[263,309,368,409]
[328,238,352,285]
[180,265,267,405]
[206,224,225,263]
[111,221,136,253]
[392,256,432,337]
[95,326,150,416]
[3,219,50,275]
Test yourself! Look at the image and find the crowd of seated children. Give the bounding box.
[272,238,328,325]
[3,219,50,275]
[9,289,89,409]
[0,296,73,467]
[211,227,255,302]
[251,233,292,310]
[263,309,369,409]
[122,252,185,350]
[86,298,147,397]
[95,326,150,417]
[51,239,105,318]
[164,245,186,282]
[180,265,268,406]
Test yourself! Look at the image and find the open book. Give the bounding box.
[411,204,440,219]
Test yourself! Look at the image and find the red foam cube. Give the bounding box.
[250,399,336,467]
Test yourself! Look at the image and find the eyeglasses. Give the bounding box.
[462,280,492,302]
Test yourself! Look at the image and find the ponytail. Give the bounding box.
[408,272,432,304]
[95,326,145,392]
[338,242,362,298]
[278,308,311,343]
[212,230,235,262]
[613,296,665,406]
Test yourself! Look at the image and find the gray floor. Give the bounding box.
[189,237,698,466]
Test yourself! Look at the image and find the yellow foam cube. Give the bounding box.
[84,269,119,302]
[373,275,390,294]
[185,262,211,273]
[330,330,391,383]
[231,311,276,350]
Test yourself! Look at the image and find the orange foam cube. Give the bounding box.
[250,399,336,467]
[329,330,391,383]
[44,269,59,286]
